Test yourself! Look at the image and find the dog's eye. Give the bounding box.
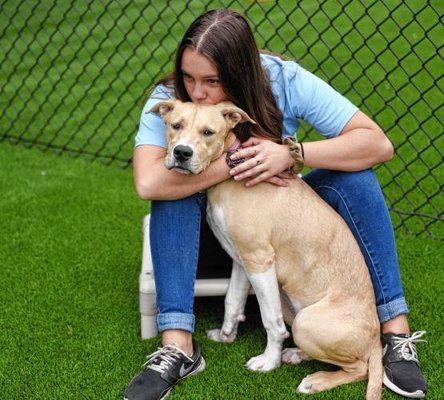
[171,123,181,130]
[203,129,215,136]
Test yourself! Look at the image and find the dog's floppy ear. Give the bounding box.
[149,100,178,118]
[218,102,256,128]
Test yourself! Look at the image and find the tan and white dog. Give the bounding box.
[151,99,383,399]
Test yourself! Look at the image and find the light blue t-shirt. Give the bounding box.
[135,53,358,148]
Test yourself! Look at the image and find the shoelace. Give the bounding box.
[143,344,193,374]
[392,330,427,362]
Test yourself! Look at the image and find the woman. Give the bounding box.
[125,9,426,400]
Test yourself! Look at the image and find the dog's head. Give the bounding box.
[150,99,255,174]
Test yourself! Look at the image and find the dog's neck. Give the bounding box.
[224,133,245,168]
[229,137,241,151]
[224,132,240,152]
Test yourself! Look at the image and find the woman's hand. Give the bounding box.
[228,137,295,187]
[227,110,394,187]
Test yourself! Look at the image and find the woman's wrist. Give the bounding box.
[283,137,304,174]
[298,142,305,160]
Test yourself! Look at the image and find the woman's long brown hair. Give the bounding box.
[156,9,283,142]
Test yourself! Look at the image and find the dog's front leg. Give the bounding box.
[207,261,250,343]
[246,267,290,372]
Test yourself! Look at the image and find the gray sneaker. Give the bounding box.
[124,340,206,400]
[382,331,427,398]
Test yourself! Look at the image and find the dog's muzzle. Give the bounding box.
[174,145,193,163]
[165,144,194,173]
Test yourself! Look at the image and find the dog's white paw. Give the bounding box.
[282,348,304,365]
[206,328,236,343]
[245,354,281,372]
[296,377,314,394]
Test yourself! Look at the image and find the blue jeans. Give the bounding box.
[150,169,409,333]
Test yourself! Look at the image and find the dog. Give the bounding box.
[151,99,383,399]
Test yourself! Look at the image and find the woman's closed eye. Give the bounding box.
[206,78,220,86]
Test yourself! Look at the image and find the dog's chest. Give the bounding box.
[206,202,242,265]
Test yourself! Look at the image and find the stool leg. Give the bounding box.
[139,214,158,339]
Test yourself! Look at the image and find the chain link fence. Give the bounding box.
[1,1,442,238]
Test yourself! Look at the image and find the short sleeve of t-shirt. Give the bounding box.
[262,54,359,139]
[134,85,174,148]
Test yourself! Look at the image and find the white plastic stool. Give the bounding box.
[139,214,234,339]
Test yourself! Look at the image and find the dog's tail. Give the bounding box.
[366,336,383,400]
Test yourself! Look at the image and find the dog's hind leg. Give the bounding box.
[245,267,290,372]
[207,261,251,343]
[297,366,367,394]
[279,291,312,365]
[292,301,376,396]
[282,347,312,365]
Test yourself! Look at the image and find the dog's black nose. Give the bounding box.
[174,145,193,162]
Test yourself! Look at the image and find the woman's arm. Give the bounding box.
[133,145,231,200]
[303,110,394,170]
[229,111,394,187]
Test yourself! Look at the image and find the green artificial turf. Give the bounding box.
[1,143,443,399]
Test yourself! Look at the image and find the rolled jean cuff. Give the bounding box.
[157,312,195,333]
[377,297,410,323]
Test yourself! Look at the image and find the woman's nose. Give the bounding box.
[192,83,206,100]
